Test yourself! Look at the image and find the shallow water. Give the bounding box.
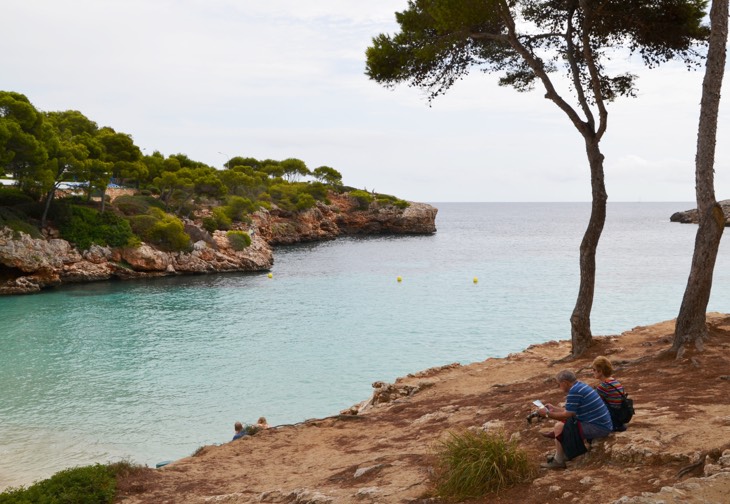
[1,202,727,489]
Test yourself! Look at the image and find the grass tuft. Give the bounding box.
[432,429,536,500]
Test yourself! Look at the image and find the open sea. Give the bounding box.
[1,202,728,489]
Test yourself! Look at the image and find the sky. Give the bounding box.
[4,1,728,203]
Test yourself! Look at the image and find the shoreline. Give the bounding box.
[7,314,730,502]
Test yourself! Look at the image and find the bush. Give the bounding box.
[349,190,373,210]
[113,194,165,216]
[58,205,138,250]
[296,193,316,211]
[202,216,218,233]
[0,463,116,504]
[0,187,34,207]
[432,430,535,500]
[223,196,255,221]
[375,193,410,209]
[212,207,232,230]
[226,230,251,251]
[128,208,190,252]
[0,207,41,239]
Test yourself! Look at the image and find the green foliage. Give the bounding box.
[127,207,190,252]
[243,424,262,436]
[296,193,316,211]
[0,186,34,206]
[432,430,535,500]
[0,207,41,238]
[211,206,232,230]
[202,216,218,233]
[223,196,255,221]
[0,463,116,504]
[375,193,410,209]
[349,190,373,210]
[312,166,342,185]
[58,205,137,250]
[366,1,709,103]
[113,194,165,216]
[226,230,251,251]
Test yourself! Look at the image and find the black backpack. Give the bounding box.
[605,382,635,425]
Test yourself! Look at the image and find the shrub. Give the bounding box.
[227,230,251,251]
[0,207,41,239]
[296,193,316,211]
[375,193,410,209]
[58,205,138,250]
[127,208,190,252]
[202,216,218,233]
[223,196,255,221]
[431,430,535,500]
[0,463,116,504]
[212,207,232,230]
[349,190,373,210]
[0,187,34,207]
[243,424,262,436]
[113,194,165,216]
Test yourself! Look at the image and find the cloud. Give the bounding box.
[2,1,725,202]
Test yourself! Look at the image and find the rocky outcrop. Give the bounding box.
[0,195,437,295]
[670,199,730,225]
[0,225,274,295]
[259,194,437,245]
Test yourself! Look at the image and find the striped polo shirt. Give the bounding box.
[565,381,613,431]
[596,378,625,407]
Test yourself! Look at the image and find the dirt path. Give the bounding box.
[116,314,730,503]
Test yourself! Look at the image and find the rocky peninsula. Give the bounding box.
[112,313,730,503]
[670,200,730,225]
[0,193,437,295]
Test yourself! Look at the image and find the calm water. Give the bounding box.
[1,202,727,489]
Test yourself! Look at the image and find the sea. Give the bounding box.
[1,202,728,490]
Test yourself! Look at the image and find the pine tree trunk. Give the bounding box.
[570,140,607,357]
[672,0,728,356]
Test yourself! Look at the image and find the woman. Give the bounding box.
[592,356,627,431]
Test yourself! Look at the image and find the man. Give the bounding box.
[538,369,613,469]
[232,421,247,441]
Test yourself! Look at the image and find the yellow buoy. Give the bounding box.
[267,272,273,279]
[473,277,478,284]
[397,276,402,283]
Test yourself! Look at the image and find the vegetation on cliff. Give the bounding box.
[0,90,409,253]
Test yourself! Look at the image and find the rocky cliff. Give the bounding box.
[0,196,437,295]
[256,194,437,245]
[670,199,730,225]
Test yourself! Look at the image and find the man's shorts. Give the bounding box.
[580,421,611,440]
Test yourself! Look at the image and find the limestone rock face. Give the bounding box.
[0,194,436,295]
[264,194,437,245]
[670,199,730,225]
[0,225,274,295]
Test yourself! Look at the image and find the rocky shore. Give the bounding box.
[0,195,437,295]
[670,199,730,225]
[114,314,730,503]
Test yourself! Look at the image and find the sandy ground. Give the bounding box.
[115,314,730,503]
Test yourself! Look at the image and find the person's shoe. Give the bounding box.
[540,459,567,470]
[541,431,556,439]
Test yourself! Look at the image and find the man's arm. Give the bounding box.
[539,404,575,421]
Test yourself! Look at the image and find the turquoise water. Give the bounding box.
[1,202,727,489]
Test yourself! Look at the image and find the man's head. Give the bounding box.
[556,369,576,393]
[234,421,243,432]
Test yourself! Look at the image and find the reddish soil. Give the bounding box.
[116,314,730,503]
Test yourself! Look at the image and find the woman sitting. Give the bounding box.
[592,356,627,432]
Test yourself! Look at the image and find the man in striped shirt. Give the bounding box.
[538,369,613,469]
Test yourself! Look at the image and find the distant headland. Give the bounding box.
[0,190,437,295]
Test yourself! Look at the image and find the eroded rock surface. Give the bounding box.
[670,199,730,225]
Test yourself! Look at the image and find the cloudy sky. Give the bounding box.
[4,1,727,202]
